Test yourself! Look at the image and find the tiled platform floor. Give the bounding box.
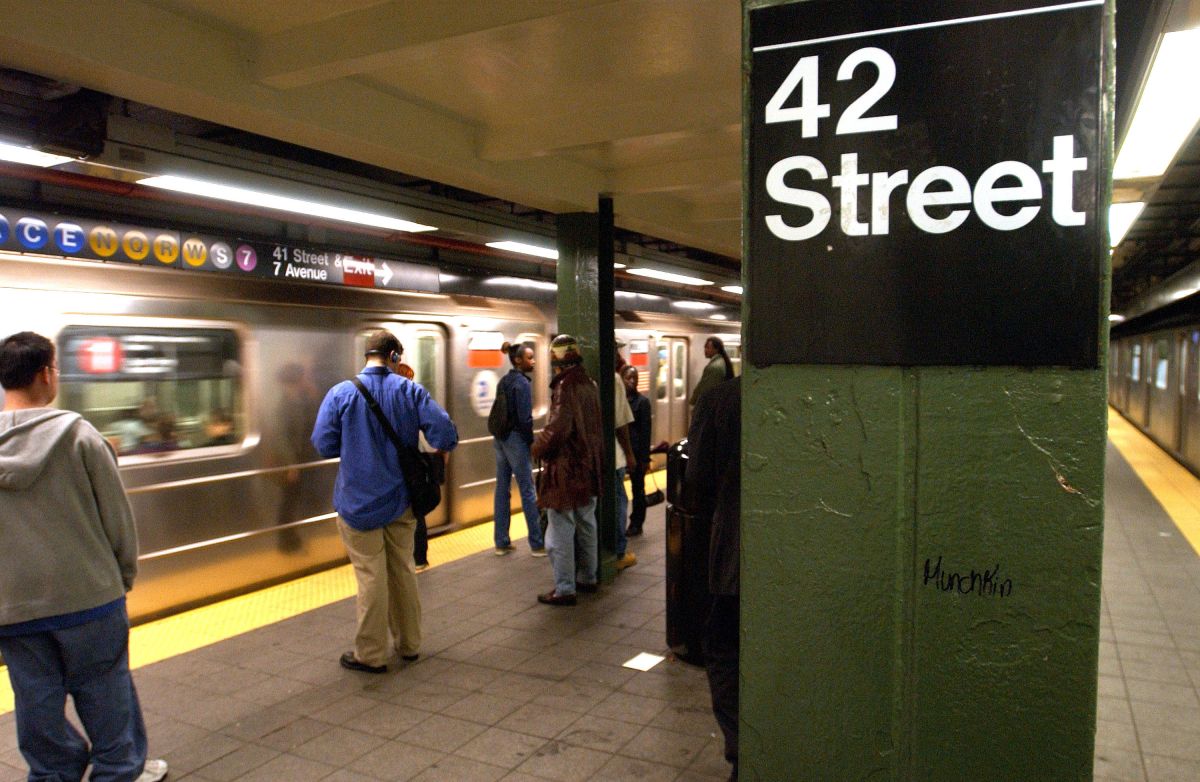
[0,503,731,782]
[4,434,1199,780]
[1094,443,1200,782]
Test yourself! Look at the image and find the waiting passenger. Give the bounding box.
[531,334,604,606]
[490,341,545,557]
[612,341,638,571]
[685,375,741,781]
[689,336,735,409]
[394,362,430,571]
[311,330,458,672]
[622,365,653,537]
[0,331,168,782]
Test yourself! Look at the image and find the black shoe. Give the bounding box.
[537,590,577,606]
[626,525,643,537]
[401,653,419,662]
[340,651,386,674]
[575,581,598,593]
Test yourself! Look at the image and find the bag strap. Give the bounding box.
[351,377,422,479]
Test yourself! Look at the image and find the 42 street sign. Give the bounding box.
[747,0,1108,367]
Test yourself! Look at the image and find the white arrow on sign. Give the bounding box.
[378,261,393,286]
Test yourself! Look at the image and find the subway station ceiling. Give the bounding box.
[0,0,1193,312]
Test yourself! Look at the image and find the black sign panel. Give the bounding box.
[0,207,439,293]
[748,0,1106,367]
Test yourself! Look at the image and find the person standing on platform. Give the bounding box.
[622,365,652,537]
[689,336,735,410]
[685,375,741,781]
[531,334,604,606]
[394,362,431,571]
[312,330,457,673]
[612,361,638,571]
[491,341,545,557]
[0,331,168,782]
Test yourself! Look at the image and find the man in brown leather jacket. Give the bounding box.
[531,334,604,606]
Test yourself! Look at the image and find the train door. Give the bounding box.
[1182,331,1200,467]
[1130,340,1148,426]
[653,336,689,447]
[356,323,450,527]
[1177,333,1189,452]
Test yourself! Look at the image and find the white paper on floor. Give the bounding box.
[623,652,666,671]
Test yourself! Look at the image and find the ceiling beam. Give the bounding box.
[609,155,739,195]
[249,1,619,89]
[478,90,739,161]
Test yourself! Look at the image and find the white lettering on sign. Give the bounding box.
[762,46,1089,240]
[765,136,1087,240]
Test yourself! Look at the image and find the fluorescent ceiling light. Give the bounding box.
[1169,287,1199,302]
[627,268,713,286]
[138,175,437,233]
[486,241,559,260]
[615,291,663,301]
[1114,28,1200,180]
[721,285,743,295]
[673,300,717,310]
[1109,202,1145,247]
[614,262,627,269]
[1108,313,1126,323]
[484,276,558,291]
[710,314,729,320]
[0,141,73,168]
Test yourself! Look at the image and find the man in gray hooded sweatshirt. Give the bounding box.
[0,332,167,782]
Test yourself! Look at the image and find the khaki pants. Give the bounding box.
[337,510,421,666]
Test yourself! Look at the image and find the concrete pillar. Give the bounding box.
[556,205,618,578]
[739,1,1113,778]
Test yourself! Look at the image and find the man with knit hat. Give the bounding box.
[531,334,605,605]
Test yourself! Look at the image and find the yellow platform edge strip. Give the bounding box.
[1107,407,1200,559]
[1,472,655,715]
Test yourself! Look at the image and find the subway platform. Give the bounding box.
[1,412,1199,781]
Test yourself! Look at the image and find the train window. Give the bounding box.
[673,342,687,399]
[656,344,669,401]
[1154,339,1169,390]
[725,343,743,377]
[1131,344,1141,382]
[412,333,440,400]
[56,327,243,457]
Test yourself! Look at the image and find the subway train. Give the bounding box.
[1109,267,1200,475]
[0,250,740,623]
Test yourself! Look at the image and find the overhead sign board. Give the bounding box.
[748,0,1107,367]
[0,207,439,293]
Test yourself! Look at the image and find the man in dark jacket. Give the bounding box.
[492,341,545,556]
[685,376,741,781]
[531,334,604,606]
[622,365,652,536]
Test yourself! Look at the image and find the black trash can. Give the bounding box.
[664,438,711,666]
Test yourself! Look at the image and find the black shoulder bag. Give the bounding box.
[351,377,443,517]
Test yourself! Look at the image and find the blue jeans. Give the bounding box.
[0,605,148,782]
[615,467,629,556]
[493,433,544,549]
[546,497,598,596]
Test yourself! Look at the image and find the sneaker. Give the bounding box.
[137,759,168,782]
[494,544,516,556]
[616,552,638,571]
[530,547,547,557]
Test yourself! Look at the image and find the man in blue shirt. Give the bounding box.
[492,341,545,556]
[312,330,458,673]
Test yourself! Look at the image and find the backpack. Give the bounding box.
[487,383,513,438]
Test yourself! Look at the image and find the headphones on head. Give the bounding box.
[389,350,401,364]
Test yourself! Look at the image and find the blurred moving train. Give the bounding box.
[0,251,740,623]
[1109,265,1200,477]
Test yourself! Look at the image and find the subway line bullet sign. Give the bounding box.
[748,0,1107,367]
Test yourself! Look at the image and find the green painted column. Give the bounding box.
[739,2,1113,779]
[556,208,618,579]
